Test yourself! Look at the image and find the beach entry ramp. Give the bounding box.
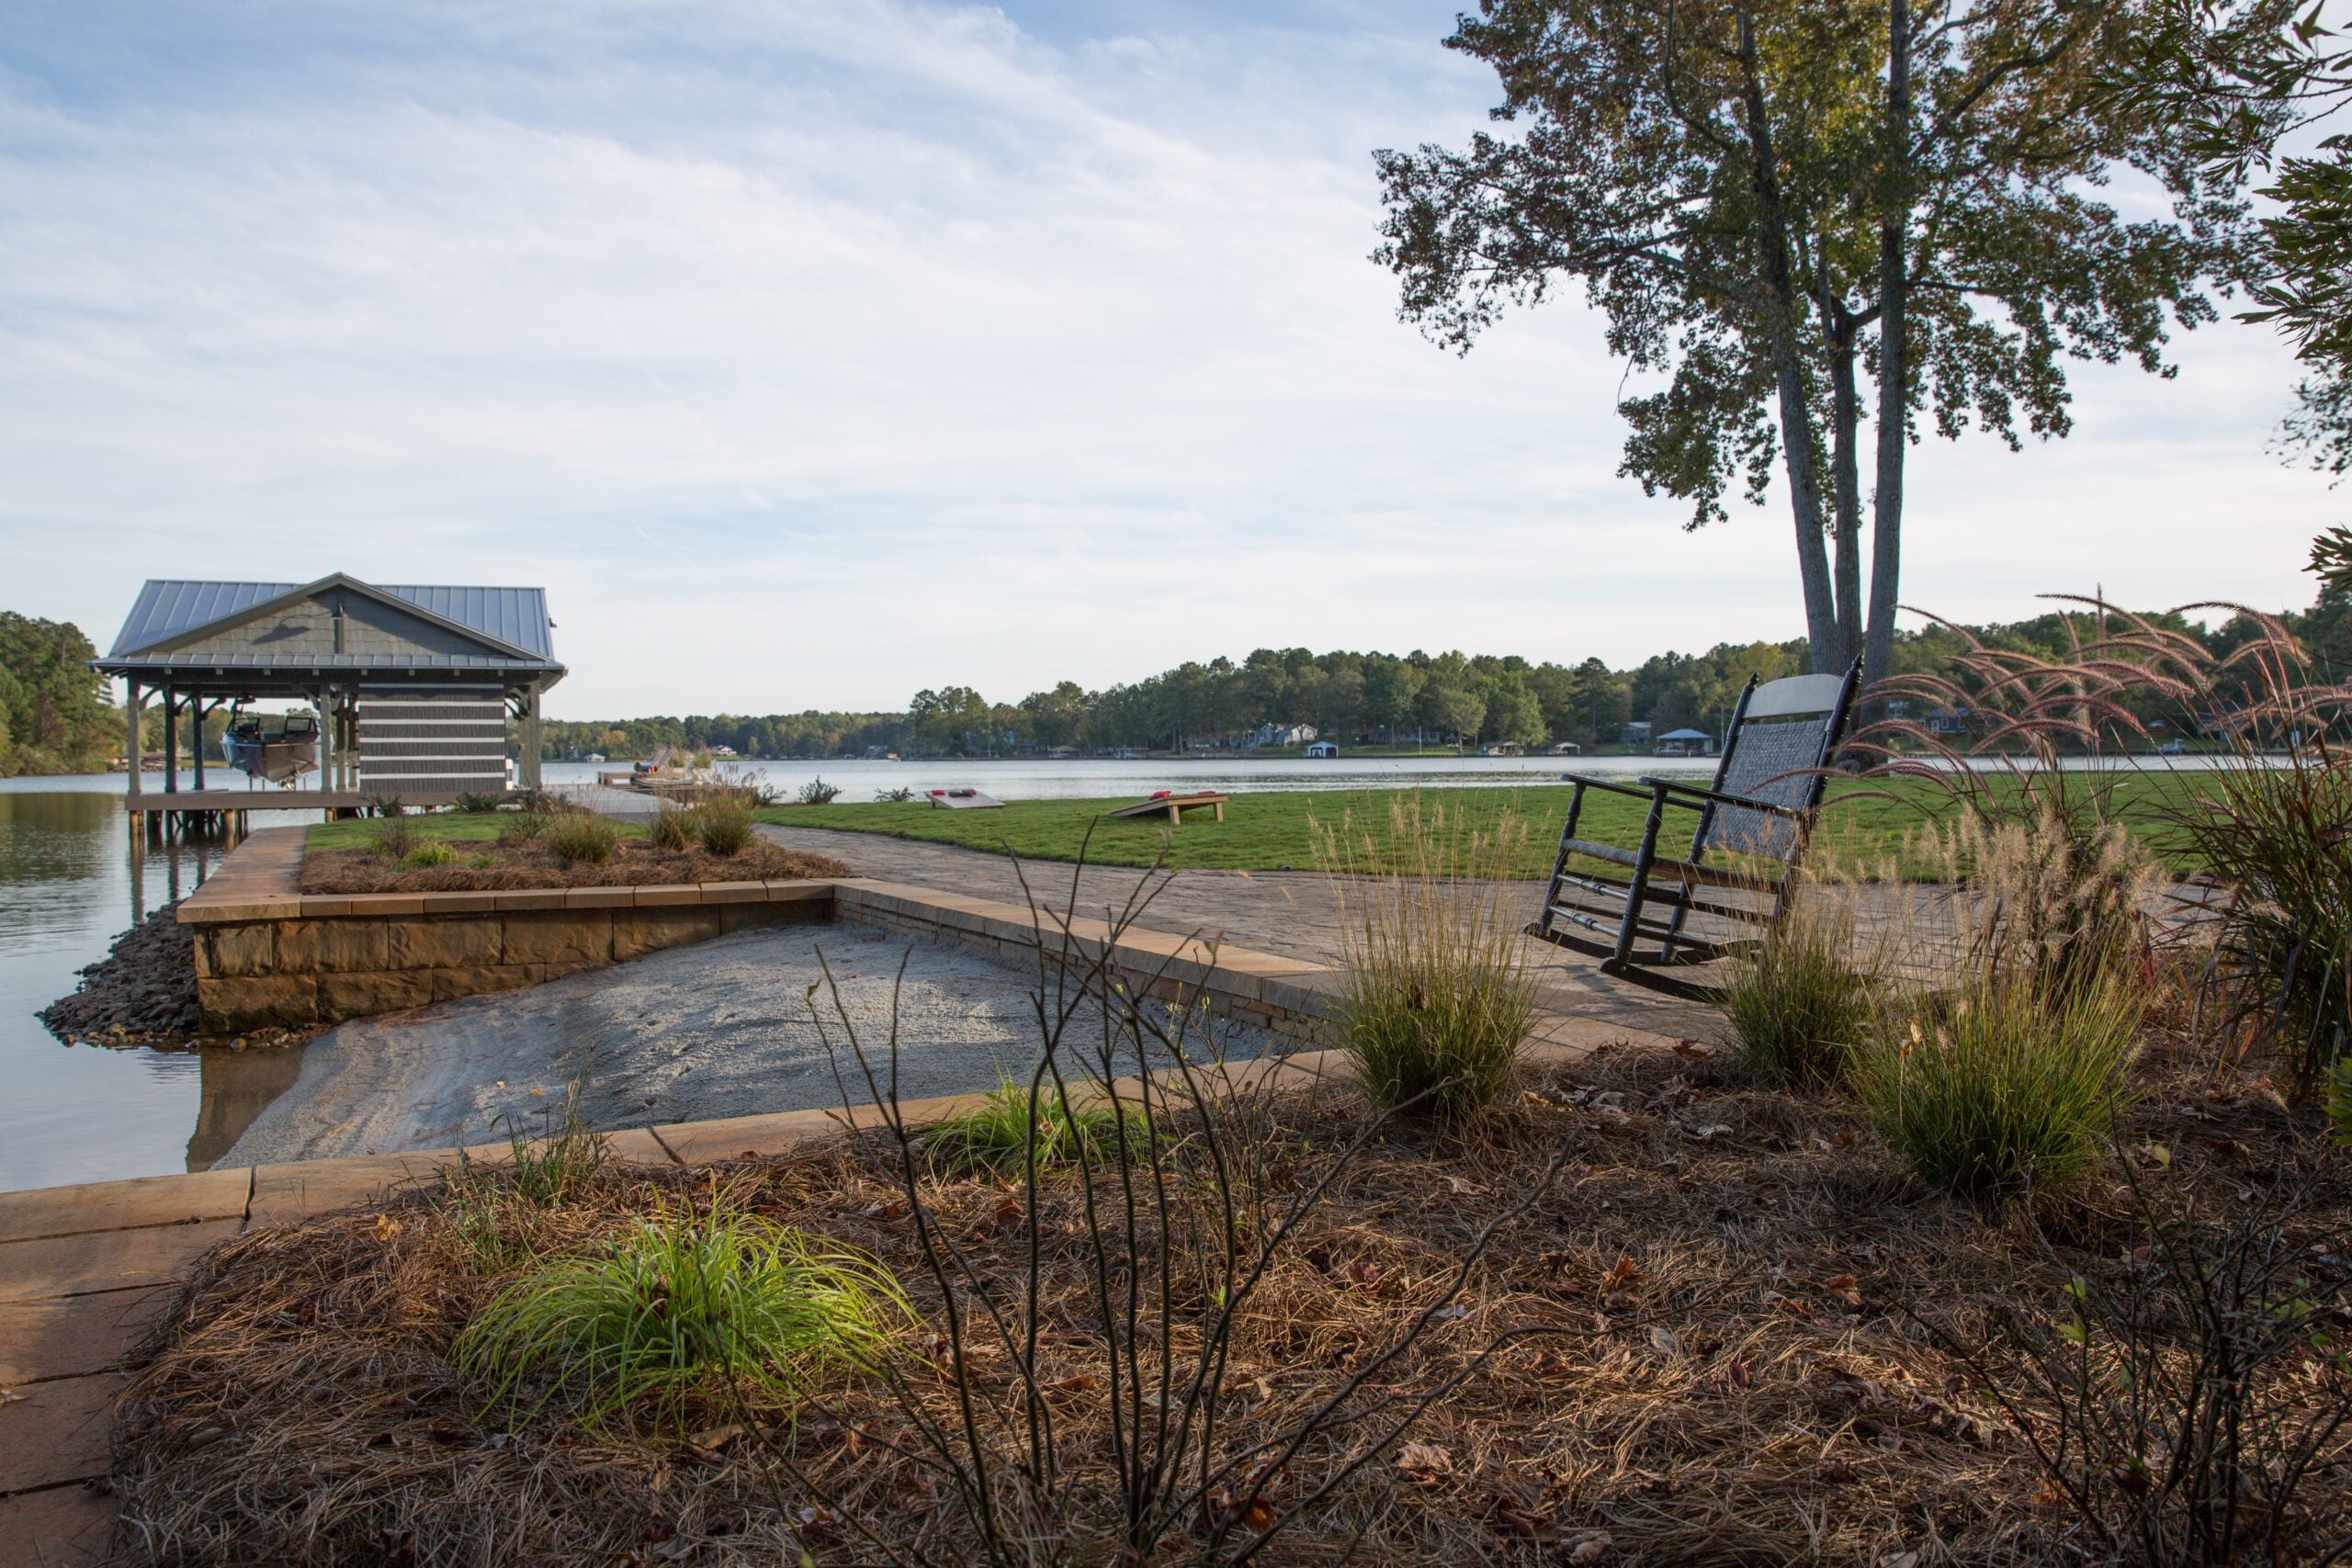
[1107,790,1228,825]
[927,787,1004,810]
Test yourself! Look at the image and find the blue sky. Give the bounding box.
[1,0,2341,716]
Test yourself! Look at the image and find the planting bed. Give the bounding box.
[300,835,844,895]
[112,1040,2350,1566]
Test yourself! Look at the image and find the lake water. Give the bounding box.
[0,754,1612,1193]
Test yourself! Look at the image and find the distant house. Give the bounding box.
[1549,740,1581,755]
[1654,727,1715,757]
[1478,740,1522,757]
[1621,721,1654,746]
[1304,739,1339,758]
[1248,722,1317,750]
[710,744,739,759]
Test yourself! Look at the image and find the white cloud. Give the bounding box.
[0,0,2337,714]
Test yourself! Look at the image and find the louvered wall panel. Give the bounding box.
[356,686,509,794]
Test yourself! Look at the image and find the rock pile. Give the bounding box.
[40,904,202,1044]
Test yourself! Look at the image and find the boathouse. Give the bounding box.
[92,574,565,816]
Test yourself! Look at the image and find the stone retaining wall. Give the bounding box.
[190,892,830,1032]
[177,829,841,1032]
[176,829,1341,1041]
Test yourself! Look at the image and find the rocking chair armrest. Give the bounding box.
[1558,773,1669,804]
[1635,777,1809,818]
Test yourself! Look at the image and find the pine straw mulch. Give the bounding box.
[113,1045,2349,1568]
[299,839,847,895]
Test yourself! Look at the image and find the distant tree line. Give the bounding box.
[0,613,119,775]
[537,593,2349,761]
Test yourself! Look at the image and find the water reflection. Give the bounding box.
[0,786,322,1192]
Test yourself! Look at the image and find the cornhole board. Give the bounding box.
[927,787,1004,810]
[1107,790,1228,824]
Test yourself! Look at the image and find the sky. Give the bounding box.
[0,0,2343,718]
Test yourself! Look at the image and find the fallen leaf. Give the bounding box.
[1443,1175,1489,1196]
[1600,1256,1647,1292]
[1819,1274,1863,1308]
[371,1213,401,1242]
[1430,1303,1470,1322]
[1396,1441,1453,1479]
[1492,1498,1555,1539]
[1726,1359,1753,1390]
[1671,1039,1711,1058]
[1818,1460,1858,1485]
[1340,1258,1383,1289]
[685,1423,746,1456]
[1647,1326,1686,1359]
[1565,1529,1614,1563]
[863,1199,908,1222]
[1047,1374,1101,1393]
[1692,1123,1734,1142]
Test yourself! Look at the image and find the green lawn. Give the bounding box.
[305,813,649,852]
[754,773,2210,881]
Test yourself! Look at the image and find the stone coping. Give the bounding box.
[175,825,839,925]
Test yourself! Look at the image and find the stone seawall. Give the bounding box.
[177,829,837,1032]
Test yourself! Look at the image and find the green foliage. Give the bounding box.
[646,807,693,852]
[1374,0,2249,676]
[497,811,548,849]
[457,1202,905,1430]
[442,1091,609,1264]
[1856,965,2143,1204]
[873,785,917,803]
[0,612,118,776]
[1320,799,1538,1123]
[542,813,620,866]
[693,799,752,856]
[923,1079,1139,1179]
[2328,1061,2352,1146]
[401,842,463,869]
[453,791,505,815]
[2176,719,2352,1100]
[795,775,841,806]
[1720,896,1881,1089]
[371,817,419,861]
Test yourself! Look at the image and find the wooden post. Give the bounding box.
[191,698,206,793]
[521,687,544,789]
[163,689,179,794]
[123,679,141,803]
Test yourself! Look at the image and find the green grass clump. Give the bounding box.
[695,800,753,857]
[924,1078,1138,1177]
[1322,799,1537,1124]
[1855,964,2142,1205]
[498,811,548,849]
[454,791,505,815]
[371,817,418,860]
[1720,897,1882,1089]
[542,813,620,866]
[457,1204,906,1429]
[647,807,694,852]
[443,1093,609,1264]
[402,841,465,869]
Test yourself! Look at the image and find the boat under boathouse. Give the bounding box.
[92,574,566,831]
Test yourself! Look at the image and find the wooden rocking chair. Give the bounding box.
[1528,663,1861,998]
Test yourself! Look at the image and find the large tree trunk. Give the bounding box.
[1734,6,1841,671]
[1864,0,1913,689]
[1826,324,1863,667]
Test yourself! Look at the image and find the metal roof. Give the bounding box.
[107,577,556,660]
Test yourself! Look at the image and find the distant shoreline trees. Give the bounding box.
[536,597,2342,761]
[0,612,120,776]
